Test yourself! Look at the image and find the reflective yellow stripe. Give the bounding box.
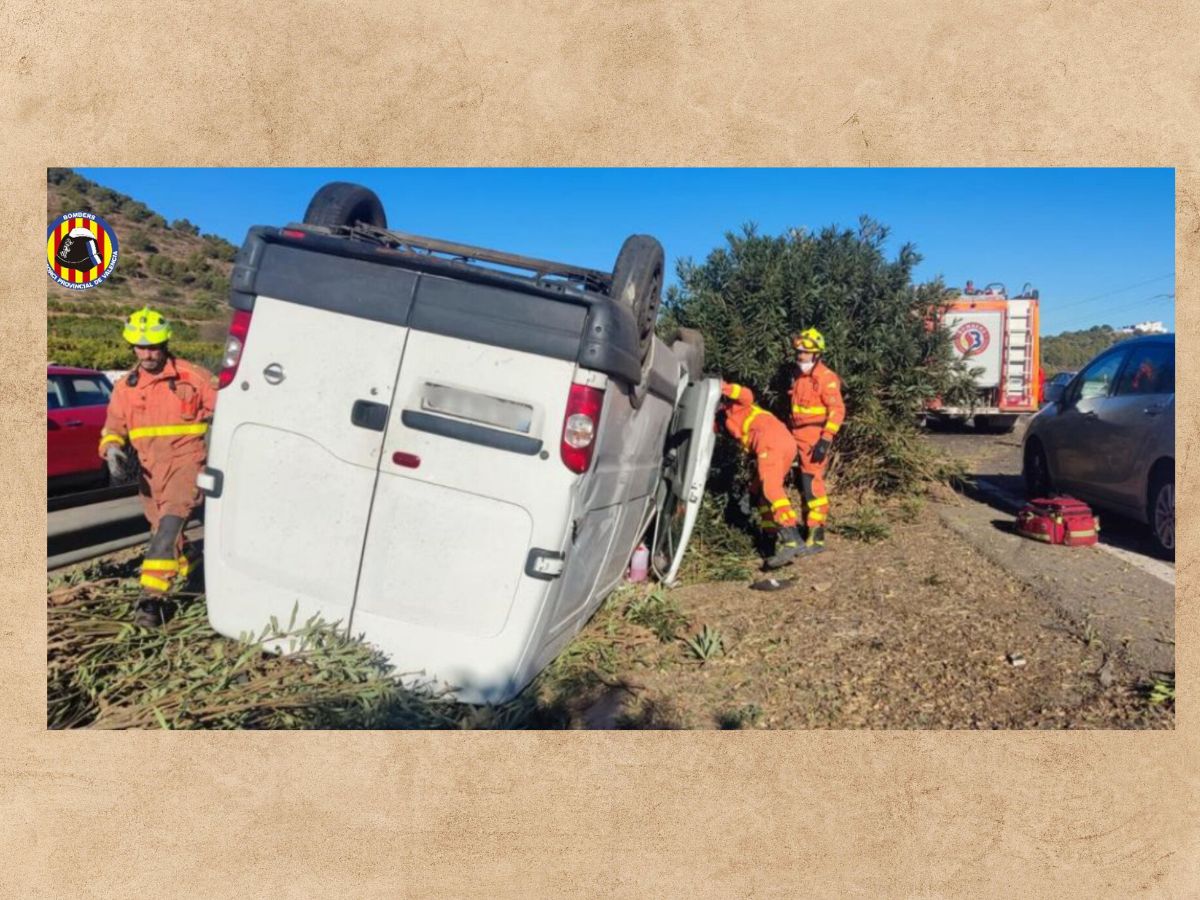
[98,433,125,448]
[793,405,827,415]
[139,574,172,591]
[728,384,742,400]
[824,421,841,434]
[771,498,791,510]
[808,497,829,509]
[741,407,765,446]
[1069,529,1096,538]
[809,512,827,522]
[128,423,208,440]
[142,559,179,571]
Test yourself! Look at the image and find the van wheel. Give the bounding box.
[302,182,388,229]
[1023,440,1052,498]
[1149,468,1174,560]
[611,235,665,382]
[670,327,705,381]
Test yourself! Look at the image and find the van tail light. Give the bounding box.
[217,309,253,389]
[560,383,604,473]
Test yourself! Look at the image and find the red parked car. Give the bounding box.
[47,364,115,490]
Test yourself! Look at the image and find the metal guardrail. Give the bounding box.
[47,492,202,570]
[48,482,137,513]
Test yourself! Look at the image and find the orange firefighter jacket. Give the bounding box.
[721,382,794,454]
[99,356,217,481]
[789,360,845,440]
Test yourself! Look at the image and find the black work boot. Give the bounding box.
[764,525,803,570]
[133,595,177,628]
[796,525,827,558]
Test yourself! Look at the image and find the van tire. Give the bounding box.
[611,235,665,384]
[302,182,388,229]
[670,327,705,381]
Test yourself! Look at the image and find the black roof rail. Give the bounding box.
[283,222,614,295]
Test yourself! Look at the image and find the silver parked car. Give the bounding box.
[1022,334,1174,558]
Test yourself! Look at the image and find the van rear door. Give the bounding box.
[348,272,587,688]
[653,377,721,585]
[204,249,419,638]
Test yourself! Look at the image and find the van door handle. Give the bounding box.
[65,419,84,427]
[351,400,390,431]
[1143,405,1163,416]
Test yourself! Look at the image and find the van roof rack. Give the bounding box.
[286,222,614,295]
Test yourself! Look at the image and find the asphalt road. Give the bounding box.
[925,418,1175,675]
[925,419,1174,584]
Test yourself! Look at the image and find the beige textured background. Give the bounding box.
[2,1,1196,895]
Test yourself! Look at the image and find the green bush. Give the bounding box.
[661,217,976,500]
[202,235,239,261]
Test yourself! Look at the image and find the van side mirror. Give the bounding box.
[1044,383,1065,406]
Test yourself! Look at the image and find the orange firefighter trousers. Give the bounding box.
[792,424,831,531]
[720,382,800,534]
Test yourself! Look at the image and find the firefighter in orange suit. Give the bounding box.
[718,380,803,569]
[788,328,846,556]
[98,308,217,627]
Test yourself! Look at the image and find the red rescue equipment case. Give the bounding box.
[1016,496,1100,547]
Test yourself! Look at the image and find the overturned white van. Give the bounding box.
[201,183,718,704]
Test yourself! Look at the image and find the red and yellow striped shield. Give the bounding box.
[46,212,120,290]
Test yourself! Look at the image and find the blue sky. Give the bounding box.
[75,168,1175,336]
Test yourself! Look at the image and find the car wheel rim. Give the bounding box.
[1155,483,1174,551]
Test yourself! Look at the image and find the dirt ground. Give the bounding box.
[544,424,1174,730]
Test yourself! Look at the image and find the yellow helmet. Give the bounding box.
[122,307,172,346]
[792,327,826,353]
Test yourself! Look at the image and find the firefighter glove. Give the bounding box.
[810,437,832,464]
[104,445,129,481]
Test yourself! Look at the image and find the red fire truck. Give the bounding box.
[926,281,1042,433]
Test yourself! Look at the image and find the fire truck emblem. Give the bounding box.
[953,321,990,356]
[47,212,120,290]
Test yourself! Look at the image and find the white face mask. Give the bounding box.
[798,361,816,374]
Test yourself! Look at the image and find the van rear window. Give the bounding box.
[421,383,533,434]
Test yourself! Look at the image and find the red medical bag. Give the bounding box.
[1016,496,1100,547]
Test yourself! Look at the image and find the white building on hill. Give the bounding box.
[1116,320,1168,335]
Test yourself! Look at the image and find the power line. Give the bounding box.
[1051,273,1171,314]
[1070,291,1174,318]
[1061,294,1175,328]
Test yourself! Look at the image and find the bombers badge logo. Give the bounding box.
[47,212,119,290]
[952,321,990,357]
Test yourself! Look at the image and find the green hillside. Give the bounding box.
[47,169,237,371]
[1040,324,1133,374]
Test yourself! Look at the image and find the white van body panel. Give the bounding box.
[205,296,407,641]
